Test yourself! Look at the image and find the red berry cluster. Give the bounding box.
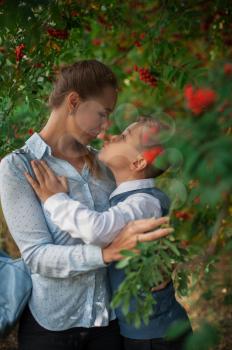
[184,84,217,115]
[32,63,44,68]
[134,65,157,88]
[47,27,69,40]
[71,10,79,17]
[142,146,164,165]
[98,15,112,29]
[15,43,25,62]
[174,210,192,221]
[28,128,34,136]
[131,31,146,48]
[179,240,190,248]
[92,38,102,46]
[224,63,232,76]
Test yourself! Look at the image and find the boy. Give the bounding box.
[25,116,191,350]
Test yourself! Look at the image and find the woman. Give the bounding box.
[0,60,173,350]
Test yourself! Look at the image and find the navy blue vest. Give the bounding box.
[108,187,190,339]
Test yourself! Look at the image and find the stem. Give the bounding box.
[206,193,230,255]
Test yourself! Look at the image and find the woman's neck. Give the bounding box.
[39,110,88,161]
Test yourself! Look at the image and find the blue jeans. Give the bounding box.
[123,329,192,350]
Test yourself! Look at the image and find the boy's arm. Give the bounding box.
[43,192,162,246]
[25,159,162,247]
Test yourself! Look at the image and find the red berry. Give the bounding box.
[135,66,157,88]
[28,128,34,136]
[92,38,102,46]
[175,211,192,220]
[47,27,69,40]
[184,84,216,115]
[134,40,142,47]
[71,10,79,17]
[194,196,201,204]
[15,43,25,62]
[142,146,164,164]
[224,63,232,75]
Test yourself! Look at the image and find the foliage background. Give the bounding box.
[0,1,232,349]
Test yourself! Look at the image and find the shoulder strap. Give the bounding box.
[110,187,171,216]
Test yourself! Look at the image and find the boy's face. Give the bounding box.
[98,122,143,170]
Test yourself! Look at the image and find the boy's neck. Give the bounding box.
[111,169,146,186]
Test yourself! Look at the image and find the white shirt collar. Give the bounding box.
[109,178,155,200]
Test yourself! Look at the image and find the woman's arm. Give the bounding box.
[0,155,173,276]
[101,215,173,263]
[0,154,107,278]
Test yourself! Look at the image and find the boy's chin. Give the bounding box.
[97,151,108,165]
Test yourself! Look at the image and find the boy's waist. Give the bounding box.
[109,263,172,293]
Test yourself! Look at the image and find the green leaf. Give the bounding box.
[184,323,220,350]
[115,257,131,269]
[163,239,181,256]
[165,319,192,341]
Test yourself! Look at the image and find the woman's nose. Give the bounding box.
[111,135,120,142]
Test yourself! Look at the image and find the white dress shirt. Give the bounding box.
[44,178,162,247]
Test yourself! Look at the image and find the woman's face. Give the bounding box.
[67,86,117,145]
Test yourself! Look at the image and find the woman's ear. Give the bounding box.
[67,91,81,114]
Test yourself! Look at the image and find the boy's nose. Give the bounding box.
[103,140,110,147]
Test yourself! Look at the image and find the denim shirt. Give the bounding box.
[0,132,117,331]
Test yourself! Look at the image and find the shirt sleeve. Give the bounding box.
[44,191,162,247]
[0,154,106,278]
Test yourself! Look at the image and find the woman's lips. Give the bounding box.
[89,128,101,135]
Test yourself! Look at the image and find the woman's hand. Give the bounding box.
[102,216,173,263]
[24,160,68,202]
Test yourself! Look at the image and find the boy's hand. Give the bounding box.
[24,159,68,202]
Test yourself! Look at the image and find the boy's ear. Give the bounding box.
[129,155,147,172]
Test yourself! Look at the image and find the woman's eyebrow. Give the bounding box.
[105,107,113,113]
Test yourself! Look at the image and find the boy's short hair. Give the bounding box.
[135,115,170,178]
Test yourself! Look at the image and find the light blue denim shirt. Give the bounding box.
[0,132,117,330]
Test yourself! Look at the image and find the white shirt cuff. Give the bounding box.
[44,192,70,212]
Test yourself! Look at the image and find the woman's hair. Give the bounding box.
[48,59,118,108]
[48,59,118,179]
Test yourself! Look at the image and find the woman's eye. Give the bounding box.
[99,112,107,118]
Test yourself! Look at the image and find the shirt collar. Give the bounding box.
[109,178,155,200]
[25,132,52,159]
